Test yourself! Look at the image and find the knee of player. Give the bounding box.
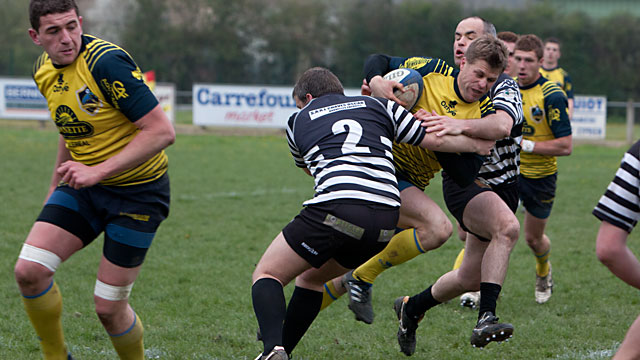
[497,218,520,244]
[93,280,133,320]
[14,259,53,288]
[14,244,60,288]
[418,219,452,248]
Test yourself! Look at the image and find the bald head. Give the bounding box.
[453,16,496,67]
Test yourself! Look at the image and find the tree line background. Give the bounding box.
[3,0,640,103]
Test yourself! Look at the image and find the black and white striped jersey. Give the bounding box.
[593,140,640,233]
[287,93,426,207]
[478,73,524,186]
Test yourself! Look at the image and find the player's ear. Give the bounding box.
[28,28,41,46]
[305,93,313,103]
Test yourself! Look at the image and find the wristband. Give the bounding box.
[521,139,535,153]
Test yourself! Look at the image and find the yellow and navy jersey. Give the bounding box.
[539,66,573,99]
[32,34,165,186]
[370,56,494,189]
[519,76,571,178]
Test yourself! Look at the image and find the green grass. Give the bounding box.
[0,124,638,359]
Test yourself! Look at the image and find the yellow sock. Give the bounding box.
[452,248,465,270]
[353,229,425,284]
[535,249,551,277]
[320,280,341,310]
[110,312,144,360]
[21,281,68,360]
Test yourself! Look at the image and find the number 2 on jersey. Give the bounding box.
[332,120,371,154]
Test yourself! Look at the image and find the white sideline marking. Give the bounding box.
[177,188,308,200]
[552,344,619,359]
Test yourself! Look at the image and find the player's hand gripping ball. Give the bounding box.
[383,68,423,111]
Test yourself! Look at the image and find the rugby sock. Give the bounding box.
[535,249,551,277]
[252,278,286,355]
[109,312,144,360]
[282,286,323,355]
[353,229,425,284]
[406,285,440,320]
[21,281,68,360]
[478,282,501,320]
[452,248,465,270]
[320,280,341,310]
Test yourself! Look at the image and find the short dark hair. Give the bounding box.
[292,67,344,101]
[544,37,561,48]
[497,31,519,44]
[465,34,508,72]
[515,34,544,60]
[29,0,79,31]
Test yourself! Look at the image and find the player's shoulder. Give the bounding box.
[81,34,133,73]
[402,57,452,77]
[558,67,570,76]
[32,51,51,78]
[541,78,564,96]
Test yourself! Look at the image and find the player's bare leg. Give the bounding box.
[15,222,83,359]
[524,211,553,303]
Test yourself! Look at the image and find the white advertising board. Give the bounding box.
[0,77,49,120]
[193,84,361,128]
[154,83,176,123]
[571,95,606,139]
[0,77,176,123]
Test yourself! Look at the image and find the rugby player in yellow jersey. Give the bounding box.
[515,34,572,304]
[539,37,574,118]
[14,1,175,359]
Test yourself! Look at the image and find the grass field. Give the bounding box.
[1,122,639,359]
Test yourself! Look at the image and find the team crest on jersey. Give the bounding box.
[53,73,70,94]
[529,105,544,123]
[441,99,457,116]
[76,86,103,115]
[54,105,94,139]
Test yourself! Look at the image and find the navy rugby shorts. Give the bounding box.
[443,172,519,241]
[518,173,557,219]
[36,174,170,268]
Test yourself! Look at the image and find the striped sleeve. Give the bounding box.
[492,77,523,129]
[593,141,640,232]
[381,99,425,146]
[286,112,306,168]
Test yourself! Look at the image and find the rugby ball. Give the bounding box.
[383,68,423,110]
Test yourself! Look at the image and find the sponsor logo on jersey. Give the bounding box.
[76,86,102,115]
[403,57,431,69]
[131,68,144,81]
[54,105,94,139]
[101,79,128,109]
[441,99,457,116]
[53,73,70,94]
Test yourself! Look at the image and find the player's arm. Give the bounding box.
[421,110,512,140]
[596,221,640,290]
[521,134,572,156]
[57,105,175,189]
[521,90,572,156]
[363,54,407,105]
[414,110,494,154]
[45,135,72,201]
[567,98,574,120]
